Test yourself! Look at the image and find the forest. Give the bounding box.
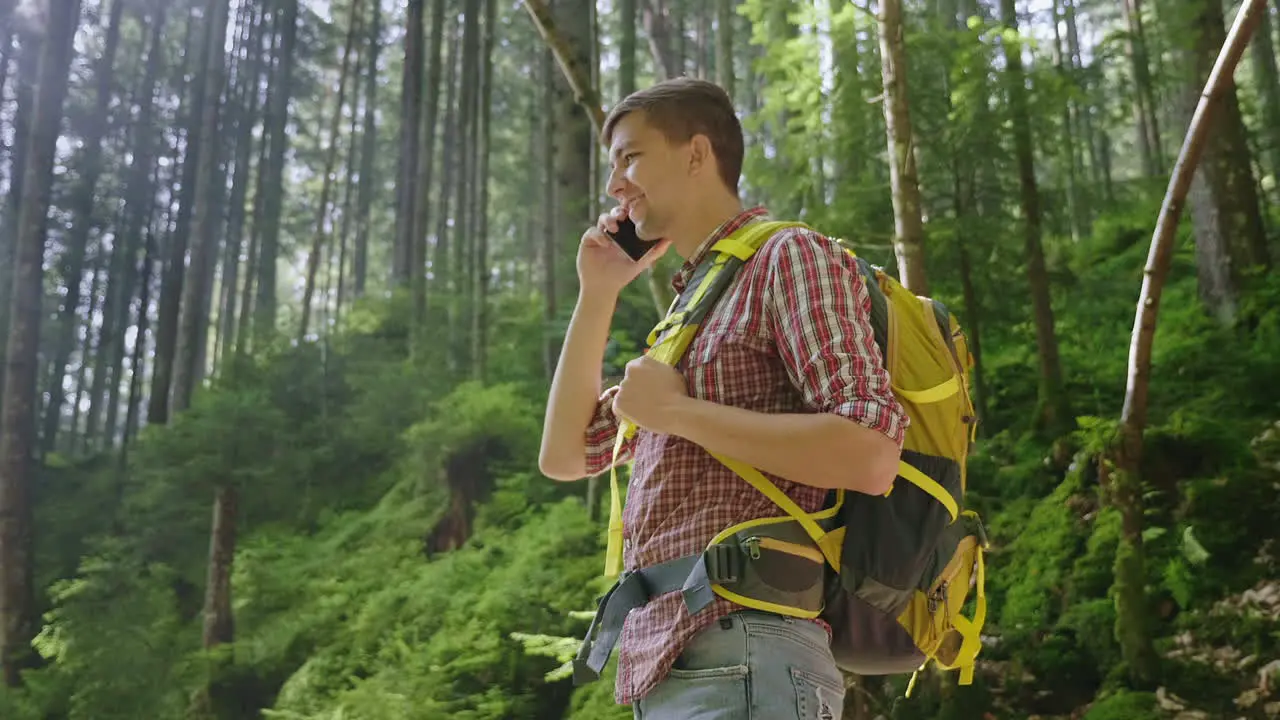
[0,0,1276,717]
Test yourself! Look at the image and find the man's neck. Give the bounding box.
[671,194,746,260]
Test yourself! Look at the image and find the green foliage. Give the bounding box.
[1081,690,1160,720]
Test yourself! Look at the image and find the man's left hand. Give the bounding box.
[612,355,689,434]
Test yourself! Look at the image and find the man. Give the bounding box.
[538,77,908,719]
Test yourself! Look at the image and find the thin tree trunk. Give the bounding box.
[148,5,208,426]
[1112,0,1269,690]
[1000,0,1070,436]
[472,0,495,381]
[353,0,380,297]
[298,0,362,342]
[254,0,299,348]
[1250,6,1280,196]
[393,0,424,287]
[877,0,929,294]
[1121,0,1163,176]
[218,2,266,368]
[172,0,232,415]
[411,0,446,348]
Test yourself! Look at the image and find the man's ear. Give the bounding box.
[687,134,714,177]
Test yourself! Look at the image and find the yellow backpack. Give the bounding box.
[594,220,990,693]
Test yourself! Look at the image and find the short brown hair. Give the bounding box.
[603,77,744,193]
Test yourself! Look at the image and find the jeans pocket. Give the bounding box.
[791,666,844,720]
[641,664,750,719]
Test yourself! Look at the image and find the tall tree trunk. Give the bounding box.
[218,3,267,368]
[715,0,732,99]
[999,0,1070,437]
[877,0,929,294]
[449,0,481,371]
[472,0,495,381]
[411,0,445,350]
[172,0,232,415]
[353,0,380,297]
[1183,0,1271,325]
[1121,0,1163,176]
[0,23,43,410]
[393,0,424,288]
[254,0,299,348]
[148,6,208,426]
[1050,0,1084,242]
[1250,6,1280,196]
[1112,0,1270,690]
[431,18,459,357]
[0,0,80,686]
[41,0,123,454]
[237,9,281,358]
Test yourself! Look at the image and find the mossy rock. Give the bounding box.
[1081,690,1160,720]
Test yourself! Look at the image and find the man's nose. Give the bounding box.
[606,167,628,201]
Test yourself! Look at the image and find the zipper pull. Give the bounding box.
[742,537,762,560]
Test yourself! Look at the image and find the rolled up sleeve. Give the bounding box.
[761,229,908,446]
[583,385,636,475]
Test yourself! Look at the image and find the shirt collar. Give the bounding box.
[670,206,770,294]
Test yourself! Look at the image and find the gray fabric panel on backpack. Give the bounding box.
[837,449,963,616]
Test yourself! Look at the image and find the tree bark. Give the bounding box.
[1183,0,1271,325]
[393,0,424,288]
[999,0,1070,436]
[172,0,232,415]
[877,0,929,294]
[1121,0,1163,176]
[522,0,606,132]
[0,0,80,686]
[1249,6,1280,197]
[353,0,380,297]
[253,0,299,348]
[472,0,495,381]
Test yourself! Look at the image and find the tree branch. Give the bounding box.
[521,0,605,136]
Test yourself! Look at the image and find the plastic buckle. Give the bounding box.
[703,545,740,585]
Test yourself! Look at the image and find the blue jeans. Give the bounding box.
[632,611,845,719]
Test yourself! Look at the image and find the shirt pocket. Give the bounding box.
[682,329,776,408]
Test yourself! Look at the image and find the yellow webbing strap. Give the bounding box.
[936,542,986,685]
[604,432,628,578]
[709,452,840,571]
[897,460,959,522]
[893,375,960,405]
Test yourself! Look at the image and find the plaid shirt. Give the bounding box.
[583,207,908,705]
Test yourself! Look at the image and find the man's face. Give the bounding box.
[606,111,690,241]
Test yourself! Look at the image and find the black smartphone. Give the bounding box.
[606,217,658,261]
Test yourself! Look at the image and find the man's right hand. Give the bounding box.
[577,206,670,298]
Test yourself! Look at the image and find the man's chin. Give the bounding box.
[634,219,660,241]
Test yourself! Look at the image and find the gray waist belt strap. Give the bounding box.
[571,545,742,685]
